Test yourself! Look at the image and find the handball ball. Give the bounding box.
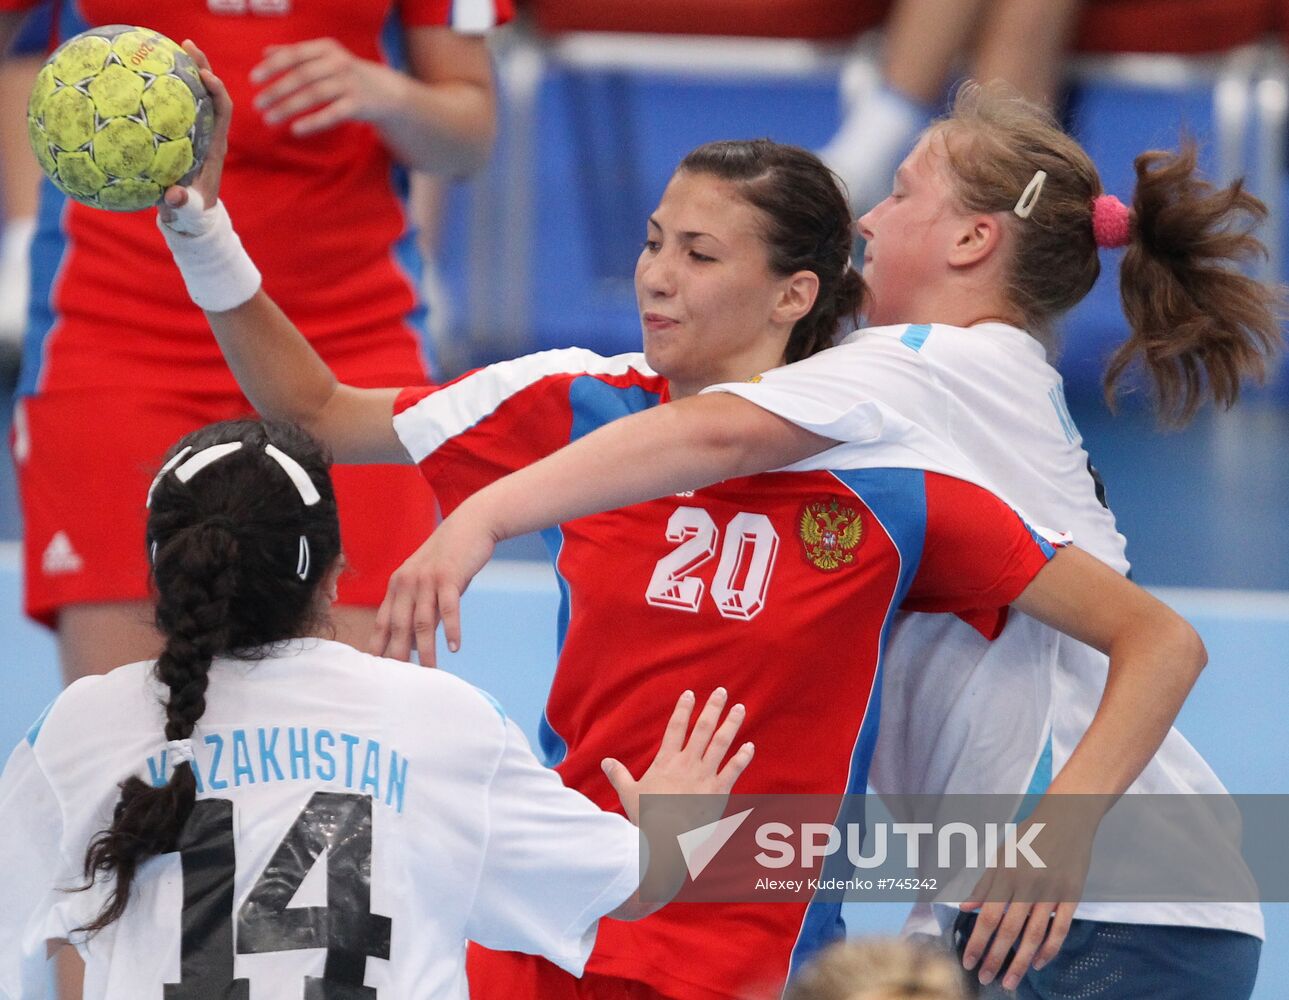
[26,26,215,212]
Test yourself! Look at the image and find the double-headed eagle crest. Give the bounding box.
[798,497,864,571]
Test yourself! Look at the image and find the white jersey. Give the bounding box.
[705,322,1262,939]
[0,638,640,999]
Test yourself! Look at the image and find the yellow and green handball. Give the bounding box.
[26,26,215,212]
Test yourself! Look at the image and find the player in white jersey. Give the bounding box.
[0,418,754,999]
[383,84,1279,997]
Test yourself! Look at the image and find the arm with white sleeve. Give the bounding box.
[466,690,754,972]
[0,737,70,999]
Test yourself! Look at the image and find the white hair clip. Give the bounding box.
[296,535,311,582]
[146,446,193,509]
[175,442,245,484]
[1013,170,1047,219]
[265,443,321,506]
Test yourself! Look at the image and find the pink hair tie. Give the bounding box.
[1091,194,1132,249]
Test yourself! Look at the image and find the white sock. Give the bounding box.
[820,83,935,215]
[0,216,36,345]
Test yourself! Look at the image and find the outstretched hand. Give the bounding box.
[605,687,755,826]
[369,505,498,666]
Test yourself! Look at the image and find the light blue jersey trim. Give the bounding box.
[900,323,932,352]
[26,699,55,747]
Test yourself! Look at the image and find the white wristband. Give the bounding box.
[157,191,262,313]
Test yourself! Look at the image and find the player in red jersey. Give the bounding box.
[0,0,510,680]
[156,68,1205,1000]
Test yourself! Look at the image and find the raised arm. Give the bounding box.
[160,43,409,464]
[369,392,835,661]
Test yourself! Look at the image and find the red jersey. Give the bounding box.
[393,349,1064,1000]
[8,0,511,396]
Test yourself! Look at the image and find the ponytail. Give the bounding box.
[1109,143,1283,425]
[77,521,238,933]
[75,419,340,934]
[935,82,1282,426]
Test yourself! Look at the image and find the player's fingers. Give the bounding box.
[701,702,746,766]
[601,758,638,800]
[715,741,755,791]
[254,56,341,112]
[289,97,358,137]
[1033,902,1076,971]
[438,581,463,655]
[978,902,1031,987]
[180,39,211,72]
[379,577,418,662]
[1001,905,1054,991]
[961,897,1003,972]
[411,580,441,668]
[368,595,393,657]
[261,77,346,125]
[249,38,336,83]
[658,690,696,755]
[682,687,728,757]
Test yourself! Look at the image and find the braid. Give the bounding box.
[74,419,341,936]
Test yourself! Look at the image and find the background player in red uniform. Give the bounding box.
[0,0,510,678]
[158,61,1206,999]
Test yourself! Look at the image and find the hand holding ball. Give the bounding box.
[27,26,215,212]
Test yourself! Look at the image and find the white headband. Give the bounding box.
[147,439,321,581]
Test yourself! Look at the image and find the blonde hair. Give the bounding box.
[783,938,971,1000]
[928,81,1282,427]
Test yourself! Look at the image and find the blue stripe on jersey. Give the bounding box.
[538,524,571,766]
[899,323,932,352]
[471,685,508,721]
[534,377,665,766]
[19,1,90,397]
[567,375,663,442]
[1024,521,1059,560]
[26,699,55,747]
[377,10,434,374]
[1048,385,1077,443]
[787,467,930,982]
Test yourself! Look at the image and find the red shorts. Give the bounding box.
[14,389,436,627]
[466,945,676,1000]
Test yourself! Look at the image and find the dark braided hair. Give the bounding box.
[76,419,341,934]
[679,139,867,363]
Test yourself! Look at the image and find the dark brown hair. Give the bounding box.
[679,139,866,363]
[76,419,341,934]
[931,81,1282,426]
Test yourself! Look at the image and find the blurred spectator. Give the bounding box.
[822,0,1082,213]
[783,937,973,1000]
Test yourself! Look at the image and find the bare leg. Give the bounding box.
[0,54,43,221]
[882,0,989,104]
[0,55,43,344]
[972,0,1084,107]
[57,602,162,684]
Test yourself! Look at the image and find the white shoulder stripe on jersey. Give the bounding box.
[451,0,502,32]
[393,348,656,463]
